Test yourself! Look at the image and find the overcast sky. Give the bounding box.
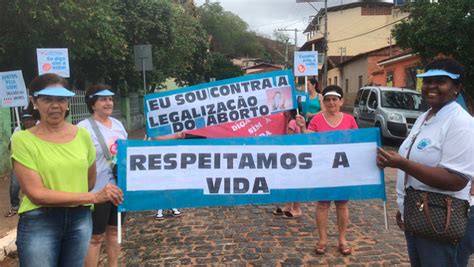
[195,0,392,47]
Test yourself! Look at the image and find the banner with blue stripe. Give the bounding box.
[117,128,385,212]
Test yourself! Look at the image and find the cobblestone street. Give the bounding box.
[115,168,411,266]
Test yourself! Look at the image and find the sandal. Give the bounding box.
[339,244,352,255]
[273,207,284,216]
[4,208,18,218]
[315,243,326,254]
[283,210,302,219]
[155,210,164,220]
[171,208,181,217]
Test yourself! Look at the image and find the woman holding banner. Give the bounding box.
[377,58,473,266]
[296,85,358,255]
[305,78,325,121]
[11,74,123,267]
[78,84,128,267]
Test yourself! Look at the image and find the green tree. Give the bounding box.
[114,0,209,89]
[197,3,264,58]
[0,0,128,88]
[205,53,243,81]
[0,0,210,91]
[392,0,474,101]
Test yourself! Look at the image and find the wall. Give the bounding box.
[308,7,408,56]
[327,68,341,87]
[381,56,421,88]
[0,108,11,175]
[341,56,368,107]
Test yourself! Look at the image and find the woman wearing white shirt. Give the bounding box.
[78,84,128,267]
[376,58,473,266]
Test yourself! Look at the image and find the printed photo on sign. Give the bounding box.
[266,87,293,112]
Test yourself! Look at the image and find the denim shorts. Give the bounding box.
[16,206,92,267]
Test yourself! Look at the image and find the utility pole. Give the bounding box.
[338,47,346,63]
[277,28,300,56]
[285,39,289,69]
[323,0,328,89]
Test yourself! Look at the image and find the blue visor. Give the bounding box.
[33,87,75,97]
[416,69,460,80]
[91,89,115,97]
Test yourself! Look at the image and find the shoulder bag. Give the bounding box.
[403,121,469,243]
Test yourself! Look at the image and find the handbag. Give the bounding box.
[402,122,469,243]
[88,118,117,180]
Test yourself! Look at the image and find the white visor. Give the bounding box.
[323,91,342,98]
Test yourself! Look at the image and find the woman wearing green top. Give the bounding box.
[306,78,325,120]
[11,74,123,267]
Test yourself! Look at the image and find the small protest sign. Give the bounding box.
[0,70,29,108]
[36,48,70,77]
[294,51,318,77]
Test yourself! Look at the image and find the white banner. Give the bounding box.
[126,143,379,194]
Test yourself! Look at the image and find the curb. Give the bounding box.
[0,228,17,261]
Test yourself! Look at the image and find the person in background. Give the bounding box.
[11,73,123,267]
[145,133,184,220]
[78,84,128,267]
[296,85,358,256]
[305,78,325,121]
[377,58,473,266]
[4,112,37,217]
[273,109,302,218]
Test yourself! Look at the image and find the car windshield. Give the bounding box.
[381,91,428,111]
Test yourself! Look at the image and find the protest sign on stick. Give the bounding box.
[36,48,70,78]
[0,70,29,108]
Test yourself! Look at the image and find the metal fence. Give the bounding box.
[8,90,141,132]
[69,90,90,124]
[112,94,122,119]
[129,93,140,115]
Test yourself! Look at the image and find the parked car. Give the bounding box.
[353,86,428,141]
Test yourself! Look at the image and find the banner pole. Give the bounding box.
[14,107,21,128]
[305,76,308,93]
[383,201,388,230]
[118,211,122,244]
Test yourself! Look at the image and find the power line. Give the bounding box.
[329,17,407,43]
[250,18,302,29]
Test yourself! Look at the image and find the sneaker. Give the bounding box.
[170,208,181,217]
[4,208,18,217]
[155,209,164,220]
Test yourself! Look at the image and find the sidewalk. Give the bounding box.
[0,174,18,261]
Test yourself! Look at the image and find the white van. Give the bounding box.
[353,86,428,141]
